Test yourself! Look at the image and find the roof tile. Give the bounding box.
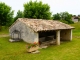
[10,18,74,32]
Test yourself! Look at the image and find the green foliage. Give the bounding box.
[53,12,74,24]
[23,0,51,19]
[60,20,68,24]
[60,12,74,24]
[78,18,80,21]
[0,26,8,34]
[14,10,23,22]
[0,25,2,31]
[53,13,61,20]
[0,2,14,26]
[71,22,80,33]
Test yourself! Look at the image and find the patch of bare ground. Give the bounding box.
[0,35,9,37]
[73,36,80,39]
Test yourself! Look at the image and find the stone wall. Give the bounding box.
[9,21,39,43]
[60,29,72,41]
[72,17,78,23]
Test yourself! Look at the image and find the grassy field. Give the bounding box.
[0,26,9,35]
[0,22,80,60]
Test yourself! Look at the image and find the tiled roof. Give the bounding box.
[10,18,74,32]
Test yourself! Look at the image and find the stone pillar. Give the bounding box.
[56,30,60,45]
[70,29,72,41]
[34,33,39,44]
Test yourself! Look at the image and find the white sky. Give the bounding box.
[0,0,80,16]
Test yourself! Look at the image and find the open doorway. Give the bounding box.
[39,30,56,46]
[11,30,21,41]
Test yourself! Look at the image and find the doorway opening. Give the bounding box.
[39,30,56,46]
[11,30,21,41]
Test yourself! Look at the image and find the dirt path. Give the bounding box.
[0,35,9,37]
[74,36,80,39]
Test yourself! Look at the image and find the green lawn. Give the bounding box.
[0,26,9,35]
[0,22,80,60]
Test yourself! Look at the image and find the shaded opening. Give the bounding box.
[38,29,71,46]
[39,30,56,45]
[11,30,21,41]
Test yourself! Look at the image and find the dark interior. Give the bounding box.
[39,30,56,44]
[11,30,21,40]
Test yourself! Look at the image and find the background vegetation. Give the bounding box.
[23,1,51,19]
[0,0,78,30]
[52,12,74,24]
[0,2,14,31]
[0,2,14,27]
[14,10,23,22]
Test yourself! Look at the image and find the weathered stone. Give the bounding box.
[31,50,40,54]
[9,20,38,43]
[9,39,20,42]
[40,40,56,46]
[27,46,39,53]
[9,39,15,42]
[40,46,48,49]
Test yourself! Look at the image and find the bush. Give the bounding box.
[60,20,74,24]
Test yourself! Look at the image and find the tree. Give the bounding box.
[60,12,73,24]
[52,12,74,24]
[14,10,23,22]
[23,0,51,19]
[52,13,61,20]
[0,2,14,27]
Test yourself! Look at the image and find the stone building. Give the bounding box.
[9,18,74,45]
[72,16,79,23]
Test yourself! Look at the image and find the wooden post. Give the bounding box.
[56,30,60,45]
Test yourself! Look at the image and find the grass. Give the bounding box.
[0,22,80,60]
[71,22,80,36]
[0,26,9,35]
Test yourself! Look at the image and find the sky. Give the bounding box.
[0,0,80,16]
